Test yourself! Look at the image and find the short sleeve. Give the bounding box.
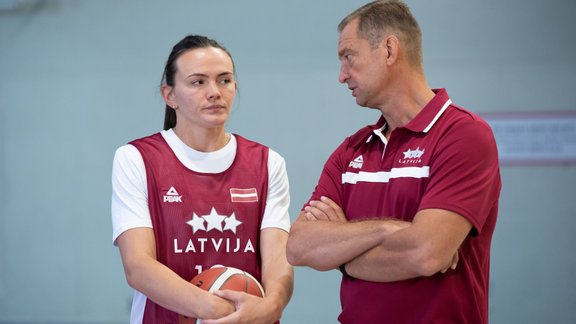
[261,149,291,232]
[419,119,501,234]
[111,144,153,245]
[304,138,351,210]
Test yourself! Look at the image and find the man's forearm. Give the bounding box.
[286,213,396,271]
[344,211,467,282]
[345,238,422,282]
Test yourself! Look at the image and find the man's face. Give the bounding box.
[338,19,388,108]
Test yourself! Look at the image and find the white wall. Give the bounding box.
[0,0,575,323]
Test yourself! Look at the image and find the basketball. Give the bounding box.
[179,266,265,323]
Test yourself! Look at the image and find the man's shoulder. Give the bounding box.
[346,119,382,150]
[442,105,494,135]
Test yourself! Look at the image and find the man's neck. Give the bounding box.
[378,72,435,132]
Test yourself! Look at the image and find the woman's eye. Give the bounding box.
[220,78,232,84]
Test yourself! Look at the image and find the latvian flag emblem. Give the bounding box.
[230,188,259,202]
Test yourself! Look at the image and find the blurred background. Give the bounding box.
[1,0,575,323]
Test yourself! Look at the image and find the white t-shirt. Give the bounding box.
[111,129,291,244]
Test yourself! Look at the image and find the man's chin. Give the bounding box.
[355,99,379,111]
[355,97,370,108]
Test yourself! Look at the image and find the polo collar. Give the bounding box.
[366,88,452,143]
[406,88,452,133]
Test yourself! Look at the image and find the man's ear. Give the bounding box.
[383,35,400,65]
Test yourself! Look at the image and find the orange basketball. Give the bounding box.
[179,266,265,323]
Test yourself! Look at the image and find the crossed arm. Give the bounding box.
[286,196,471,282]
[117,227,293,323]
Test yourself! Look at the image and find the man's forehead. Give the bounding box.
[338,20,359,46]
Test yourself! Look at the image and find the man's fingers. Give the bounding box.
[305,197,347,222]
[304,211,317,221]
[319,196,347,221]
[451,251,459,270]
[305,202,331,220]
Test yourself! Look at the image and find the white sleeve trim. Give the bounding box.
[111,144,152,245]
[261,149,291,232]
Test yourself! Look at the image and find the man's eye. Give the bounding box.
[220,78,232,84]
[191,80,204,85]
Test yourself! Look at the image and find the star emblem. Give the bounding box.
[186,213,206,234]
[223,213,243,234]
[203,207,227,232]
[403,149,412,159]
[402,147,425,159]
[413,147,424,158]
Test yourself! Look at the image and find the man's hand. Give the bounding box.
[304,196,347,222]
[441,250,459,273]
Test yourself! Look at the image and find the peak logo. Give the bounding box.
[349,155,364,169]
[163,186,182,203]
[399,147,425,164]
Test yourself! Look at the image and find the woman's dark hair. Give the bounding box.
[161,35,235,130]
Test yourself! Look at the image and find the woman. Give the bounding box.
[111,35,293,323]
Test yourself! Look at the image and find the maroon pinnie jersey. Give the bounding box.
[130,133,268,324]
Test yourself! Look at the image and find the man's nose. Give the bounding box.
[338,65,349,84]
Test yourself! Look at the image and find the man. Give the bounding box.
[286,1,501,323]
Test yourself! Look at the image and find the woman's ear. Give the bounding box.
[161,85,177,109]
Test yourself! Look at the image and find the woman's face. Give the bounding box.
[164,47,236,131]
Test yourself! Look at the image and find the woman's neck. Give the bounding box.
[172,126,230,152]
